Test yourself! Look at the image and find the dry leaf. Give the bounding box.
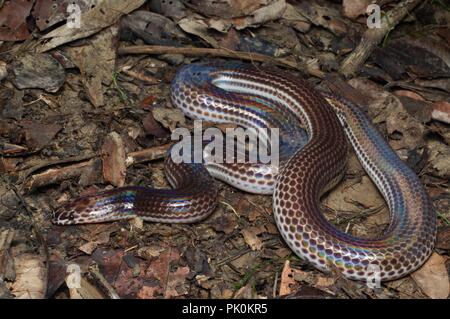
[411,253,450,299]
[39,0,146,52]
[122,10,188,46]
[431,101,450,124]
[342,0,372,19]
[241,227,264,250]
[102,132,127,187]
[137,285,159,299]
[436,226,450,250]
[21,121,62,151]
[11,54,65,93]
[233,0,287,30]
[280,3,311,33]
[291,0,347,36]
[137,246,166,259]
[427,140,450,179]
[165,266,190,298]
[393,90,426,101]
[185,0,272,19]
[142,112,169,138]
[146,249,180,280]
[67,25,118,107]
[279,260,298,296]
[78,242,98,255]
[178,17,220,47]
[11,254,46,299]
[234,284,257,298]
[0,0,33,41]
[348,78,426,152]
[324,176,385,212]
[34,0,100,31]
[153,107,186,131]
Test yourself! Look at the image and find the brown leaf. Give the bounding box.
[232,0,287,30]
[279,260,298,296]
[393,90,426,101]
[92,248,124,283]
[165,266,190,298]
[431,101,450,125]
[234,284,257,298]
[178,17,220,48]
[20,121,62,151]
[11,253,46,299]
[11,53,66,93]
[241,227,264,251]
[411,253,450,299]
[280,4,311,33]
[137,245,166,260]
[208,211,238,234]
[78,224,116,255]
[148,0,187,20]
[292,0,347,36]
[0,0,33,41]
[146,248,178,277]
[143,247,190,298]
[428,140,450,179]
[0,157,22,173]
[122,10,188,46]
[142,112,169,138]
[39,0,146,52]
[102,132,127,187]
[436,226,450,250]
[152,107,186,131]
[33,0,100,31]
[342,0,372,19]
[137,285,160,299]
[324,176,385,212]
[67,25,119,107]
[348,78,426,152]
[185,0,270,19]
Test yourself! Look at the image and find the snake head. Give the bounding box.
[171,63,218,89]
[52,189,137,225]
[171,61,249,90]
[52,196,98,225]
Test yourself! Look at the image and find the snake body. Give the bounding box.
[53,62,436,281]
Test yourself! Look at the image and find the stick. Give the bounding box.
[339,0,423,77]
[118,45,303,72]
[22,144,171,193]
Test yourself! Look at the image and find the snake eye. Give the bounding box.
[68,213,75,220]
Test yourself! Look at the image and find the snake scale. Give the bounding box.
[53,62,436,281]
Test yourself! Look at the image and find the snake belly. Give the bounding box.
[53,62,436,282]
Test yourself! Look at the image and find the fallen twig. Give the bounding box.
[339,0,423,77]
[86,263,120,299]
[23,144,171,193]
[8,184,49,298]
[118,45,309,73]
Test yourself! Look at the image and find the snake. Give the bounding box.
[52,62,436,281]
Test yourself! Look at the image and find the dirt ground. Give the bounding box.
[0,0,449,299]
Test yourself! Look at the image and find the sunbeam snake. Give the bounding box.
[53,62,436,281]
